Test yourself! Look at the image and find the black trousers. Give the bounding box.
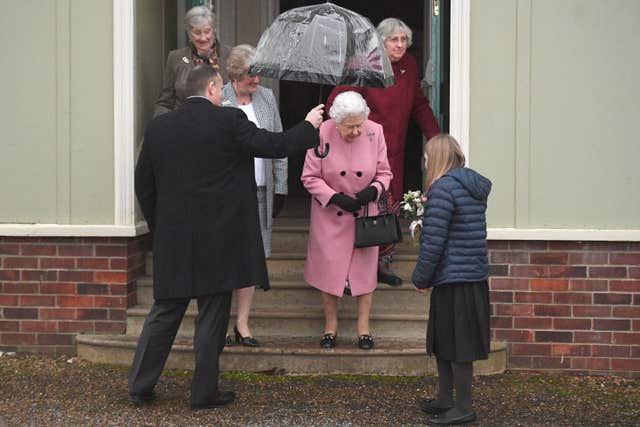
[128,291,232,405]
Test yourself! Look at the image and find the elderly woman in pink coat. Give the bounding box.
[302,91,392,350]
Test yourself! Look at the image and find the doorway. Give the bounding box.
[277,0,450,213]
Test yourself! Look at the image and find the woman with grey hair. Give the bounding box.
[154,5,228,116]
[326,17,439,287]
[220,44,287,347]
[302,91,393,350]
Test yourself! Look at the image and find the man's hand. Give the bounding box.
[355,185,378,205]
[305,104,325,129]
[415,287,427,294]
[272,194,286,218]
[329,193,360,213]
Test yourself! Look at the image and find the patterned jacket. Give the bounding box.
[221,84,287,229]
[154,45,229,117]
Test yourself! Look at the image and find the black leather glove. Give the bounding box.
[272,194,286,218]
[355,185,378,205]
[329,193,360,213]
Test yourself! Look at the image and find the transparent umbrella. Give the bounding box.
[249,2,395,157]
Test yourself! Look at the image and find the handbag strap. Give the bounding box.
[362,179,389,216]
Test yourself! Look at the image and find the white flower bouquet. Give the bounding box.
[400,190,426,240]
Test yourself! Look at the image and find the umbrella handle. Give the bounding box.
[314,143,330,158]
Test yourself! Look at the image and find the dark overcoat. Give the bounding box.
[135,97,318,299]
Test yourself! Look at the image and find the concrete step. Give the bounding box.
[265,253,418,281]
[135,276,430,310]
[270,217,421,255]
[126,304,428,340]
[76,334,507,376]
[145,252,419,281]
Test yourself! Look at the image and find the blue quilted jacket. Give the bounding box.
[412,167,492,288]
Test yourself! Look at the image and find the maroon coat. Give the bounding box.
[327,53,439,199]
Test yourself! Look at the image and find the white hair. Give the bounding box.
[329,91,370,123]
[184,5,215,32]
[377,17,413,48]
[226,44,256,81]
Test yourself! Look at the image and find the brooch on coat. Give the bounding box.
[367,130,375,143]
[182,56,190,64]
[400,68,406,75]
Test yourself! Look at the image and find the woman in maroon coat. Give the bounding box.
[327,18,440,286]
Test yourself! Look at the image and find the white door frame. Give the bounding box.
[448,0,471,162]
[113,0,136,228]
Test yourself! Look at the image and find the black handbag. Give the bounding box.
[354,180,403,248]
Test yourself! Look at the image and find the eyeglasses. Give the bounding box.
[387,35,408,45]
[190,27,213,38]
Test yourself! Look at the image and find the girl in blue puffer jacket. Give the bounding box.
[412,134,492,426]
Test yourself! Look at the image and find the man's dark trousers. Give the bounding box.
[128,291,232,405]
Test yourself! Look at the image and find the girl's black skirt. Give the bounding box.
[427,280,490,362]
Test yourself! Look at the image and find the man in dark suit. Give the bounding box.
[130,65,323,409]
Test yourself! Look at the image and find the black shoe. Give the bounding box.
[377,260,403,286]
[358,334,374,350]
[190,390,235,410]
[419,398,453,415]
[129,392,156,407]
[320,333,337,348]
[234,325,259,347]
[427,409,476,425]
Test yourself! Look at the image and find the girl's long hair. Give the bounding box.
[424,134,466,192]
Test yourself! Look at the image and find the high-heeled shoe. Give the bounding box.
[234,325,259,347]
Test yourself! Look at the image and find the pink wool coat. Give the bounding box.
[302,119,393,297]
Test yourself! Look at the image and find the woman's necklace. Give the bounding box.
[234,84,252,105]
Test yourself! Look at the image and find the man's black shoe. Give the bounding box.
[190,391,235,410]
[129,392,156,407]
[427,409,476,425]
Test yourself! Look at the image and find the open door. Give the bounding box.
[428,0,450,132]
[278,0,430,215]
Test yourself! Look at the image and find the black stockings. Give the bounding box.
[436,358,473,413]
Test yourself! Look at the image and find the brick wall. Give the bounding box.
[489,241,640,378]
[0,235,150,354]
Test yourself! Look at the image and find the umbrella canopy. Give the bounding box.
[249,2,395,88]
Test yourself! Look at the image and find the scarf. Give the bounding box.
[190,41,220,70]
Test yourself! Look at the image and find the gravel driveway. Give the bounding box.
[1,354,638,426]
